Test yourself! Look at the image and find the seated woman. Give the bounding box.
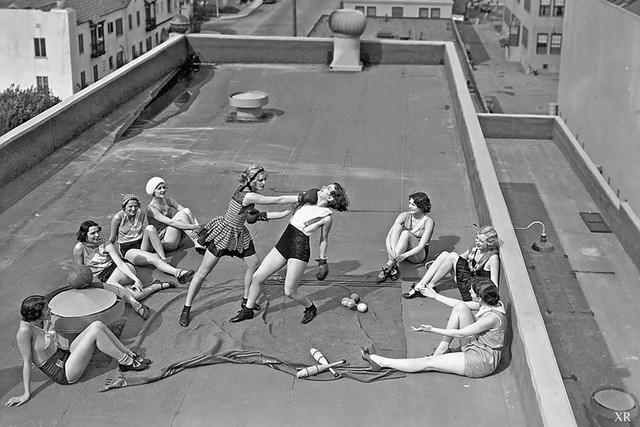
[108,194,195,284]
[360,277,506,378]
[376,192,434,283]
[145,177,204,253]
[74,220,172,319]
[5,295,150,407]
[403,225,499,301]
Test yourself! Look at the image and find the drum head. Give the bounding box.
[49,288,117,317]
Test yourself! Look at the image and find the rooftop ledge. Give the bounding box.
[0,33,583,427]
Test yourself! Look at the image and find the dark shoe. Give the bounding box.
[230,306,254,323]
[130,351,152,365]
[119,359,150,372]
[402,289,426,299]
[375,267,390,284]
[177,269,195,284]
[179,306,191,327]
[136,304,151,320]
[195,246,206,255]
[301,304,317,324]
[241,301,261,311]
[389,267,400,281]
[360,346,381,372]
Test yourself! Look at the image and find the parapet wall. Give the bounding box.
[443,43,576,427]
[0,35,189,187]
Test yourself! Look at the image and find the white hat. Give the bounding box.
[145,177,165,196]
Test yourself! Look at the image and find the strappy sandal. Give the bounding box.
[136,304,150,320]
[402,288,426,299]
[152,279,177,290]
[360,346,382,372]
[375,267,391,284]
[389,267,400,281]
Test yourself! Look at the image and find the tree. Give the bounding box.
[0,84,61,136]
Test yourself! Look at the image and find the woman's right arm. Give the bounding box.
[108,212,121,244]
[421,287,480,310]
[5,327,33,407]
[243,193,299,206]
[73,243,85,265]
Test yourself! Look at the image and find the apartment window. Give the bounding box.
[522,26,528,48]
[536,33,548,54]
[366,6,376,16]
[80,71,86,88]
[431,8,440,18]
[36,76,49,91]
[78,34,84,54]
[137,11,141,27]
[90,23,105,58]
[524,0,531,12]
[107,22,114,34]
[418,8,429,17]
[139,41,143,54]
[128,14,133,30]
[539,0,551,16]
[145,1,157,30]
[146,36,152,51]
[93,64,99,82]
[116,18,123,36]
[553,0,564,16]
[109,56,114,69]
[508,15,521,46]
[167,0,172,13]
[155,32,159,45]
[550,33,562,54]
[116,50,124,68]
[391,7,403,17]
[34,38,47,57]
[132,45,137,59]
[355,6,364,13]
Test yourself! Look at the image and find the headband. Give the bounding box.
[242,167,265,190]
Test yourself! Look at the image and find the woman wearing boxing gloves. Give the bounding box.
[179,164,313,327]
[230,183,349,325]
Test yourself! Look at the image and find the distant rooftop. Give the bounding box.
[605,0,640,15]
[0,0,130,23]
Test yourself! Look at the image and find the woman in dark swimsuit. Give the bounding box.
[403,226,499,301]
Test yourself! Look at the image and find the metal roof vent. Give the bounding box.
[228,91,269,121]
[329,9,367,72]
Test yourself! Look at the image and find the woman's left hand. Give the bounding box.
[410,325,433,333]
[395,253,407,263]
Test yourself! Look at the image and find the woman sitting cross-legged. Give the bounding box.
[5,296,150,407]
[360,277,506,378]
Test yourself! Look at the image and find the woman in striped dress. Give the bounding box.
[178,164,302,327]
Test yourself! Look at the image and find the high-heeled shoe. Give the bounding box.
[360,346,381,372]
[402,288,426,299]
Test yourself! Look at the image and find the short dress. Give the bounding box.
[82,241,117,282]
[197,188,256,258]
[455,247,497,301]
[113,210,145,256]
[462,303,506,378]
[24,320,71,385]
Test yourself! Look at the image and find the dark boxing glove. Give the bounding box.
[315,258,328,281]
[297,188,319,207]
[245,209,268,224]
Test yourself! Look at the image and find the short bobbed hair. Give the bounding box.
[478,225,499,251]
[327,183,349,212]
[77,220,101,242]
[21,295,47,322]
[409,192,431,214]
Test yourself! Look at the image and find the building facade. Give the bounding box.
[501,0,565,73]
[0,0,192,99]
[557,0,640,214]
[343,0,454,19]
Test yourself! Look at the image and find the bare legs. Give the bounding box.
[65,321,130,383]
[107,265,165,300]
[125,248,184,279]
[414,251,460,289]
[245,248,287,309]
[184,251,221,308]
[162,208,199,252]
[140,225,168,260]
[367,303,475,376]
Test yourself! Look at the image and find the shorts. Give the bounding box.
[275,224,310,262]
[206,240,256,258]
[96,262,118,283]
[119,239,142,257]
[462,342,501,378]
[38,347,70,385]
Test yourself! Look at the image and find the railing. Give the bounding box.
[146,17,156,31]
[91,41,105,58]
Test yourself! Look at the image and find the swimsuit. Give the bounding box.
[455,247,495,301]
[82,241,117,282]
[275,205,332,262]
[401,213,430,263]
[197,188,256,258]
[114,210,145,257]
[147,197,179,238]
[24,321,70,385]
[462,303,506,378]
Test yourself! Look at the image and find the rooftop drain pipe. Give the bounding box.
[329,9,367,72]
[514,221,555,253]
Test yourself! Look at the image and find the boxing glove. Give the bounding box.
[297,188,319,207]
[245,209,268,224]
[316,258,329,281]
